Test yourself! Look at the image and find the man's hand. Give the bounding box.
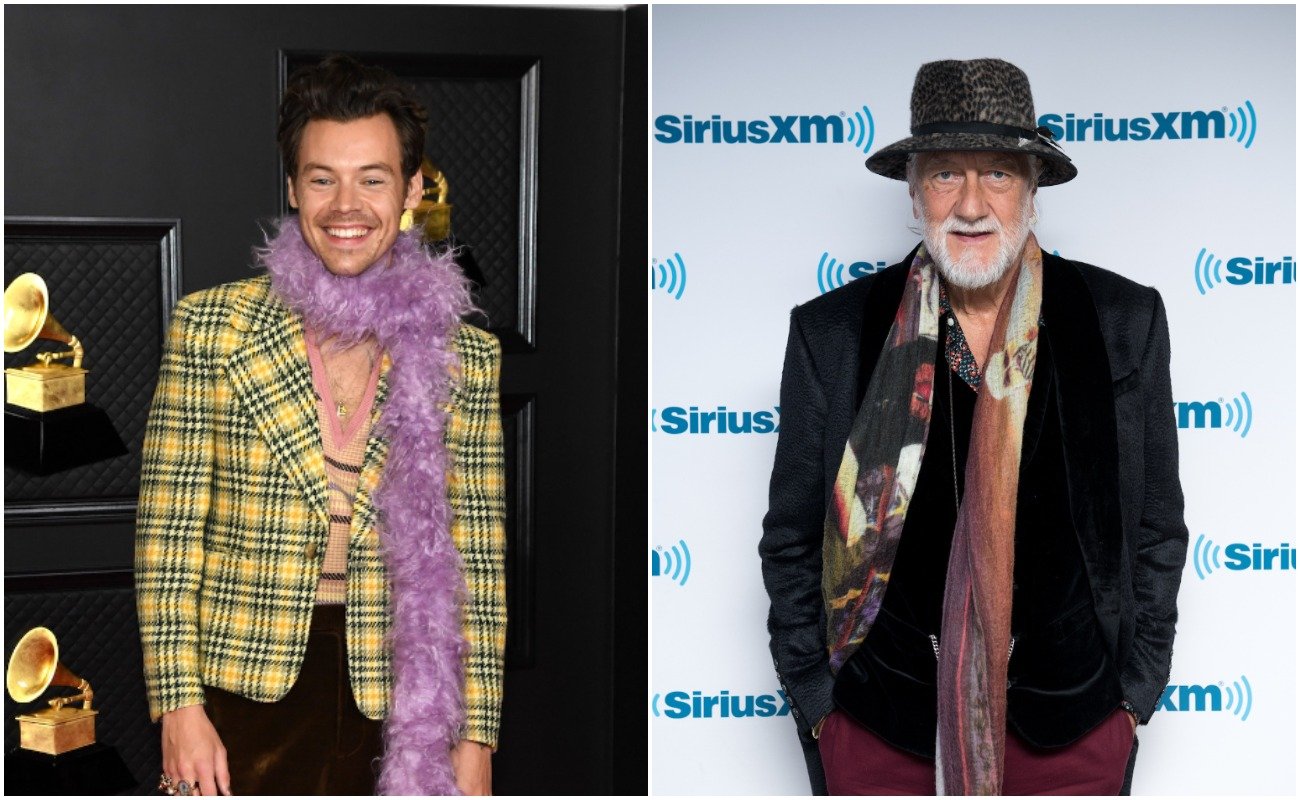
[161,704,231,796]
[451,739,492,796]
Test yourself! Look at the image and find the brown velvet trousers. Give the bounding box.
[205,604,384,795]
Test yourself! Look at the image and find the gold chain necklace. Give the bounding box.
[321,339,378,418]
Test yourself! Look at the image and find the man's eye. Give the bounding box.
[363,179,386,186]
[934,171,956,181]
[310,178,333,186]
[988,170,1009,180]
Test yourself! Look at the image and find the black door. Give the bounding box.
[4,5,646,794]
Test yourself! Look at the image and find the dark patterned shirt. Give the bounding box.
[939,282,1044,390]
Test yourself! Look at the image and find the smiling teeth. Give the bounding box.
[326,227,369,238]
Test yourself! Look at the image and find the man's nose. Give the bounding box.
[953,171,990,221]
[332,181,360,211]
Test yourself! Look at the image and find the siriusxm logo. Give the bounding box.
[652,405,780,435]
[1194,249,1294,294]
[1190,534,1296,580]
[1038,101,1257,148]
[1173,392,1252,437]
[652,539,692,586]
[652,253,688,300]
[817,252,887,293]
[651,689,790,719]
[1157,676,1254,721]
[654,105,875,153]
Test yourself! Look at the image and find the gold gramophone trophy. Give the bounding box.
[407,159,487,308]
[4,627,136,793]
[412,156,453,242]
[6,627,97,755]
[4,273,87,412]
[3,272,127,474]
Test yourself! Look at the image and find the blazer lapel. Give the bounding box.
[1040,252,1125,659]
[352,354,391,541]
[224,279,329,526]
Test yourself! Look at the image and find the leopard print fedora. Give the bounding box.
[865,58,1076,186]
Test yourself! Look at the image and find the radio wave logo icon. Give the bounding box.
[1192,534,1223,580]
[1158,676,1253,721]
[843,105,875,154]
[1174,392,1252,438]
[1227,101,1257,149]
[652,539,692,587]
[1221,392,1253,438]
[652,253,687,300]
[817,253,887,294]
[1194,248,1224,295]
[817,252,850,294]
[1223,675,1254,721]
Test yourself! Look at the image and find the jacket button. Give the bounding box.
[306,543,319,560]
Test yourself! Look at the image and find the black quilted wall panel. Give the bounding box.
[4,579,157,795]
[416,77,521,333]
[4,220,179,510]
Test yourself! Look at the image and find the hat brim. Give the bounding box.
[865,131,1076,186]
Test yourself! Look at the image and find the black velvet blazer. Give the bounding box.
[759,246,1189,793]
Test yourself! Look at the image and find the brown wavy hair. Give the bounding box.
[278,54,427,182]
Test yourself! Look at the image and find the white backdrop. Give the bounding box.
[650,5,1296,795]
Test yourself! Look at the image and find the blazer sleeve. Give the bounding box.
[1122,290,1189,722]
[759,308,835,737]
[135,296,216,721]
[450,327,508,748]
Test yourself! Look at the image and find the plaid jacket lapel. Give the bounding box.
[224,280,329,526]
[353,355,390,538]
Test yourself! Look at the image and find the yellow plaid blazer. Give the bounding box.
[135,275,506,747]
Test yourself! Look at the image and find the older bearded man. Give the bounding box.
[760,59,1187,796]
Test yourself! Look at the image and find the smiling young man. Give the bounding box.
[760,59,1188,795]
[137,55,505,796]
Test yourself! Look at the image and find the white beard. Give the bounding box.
[920,195,1035,290]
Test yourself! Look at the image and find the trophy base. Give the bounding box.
[4,741,136,795]
[4,403,128,475]
[17,707,97,755]
[4,365,87,412]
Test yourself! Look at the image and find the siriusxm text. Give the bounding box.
[655,114,845,144]
[1223,256,1294,285]
[655,406,780,435]
[1221,542,1296,571]
[1039,110,1227,142]
[1159,684,1224,711]
[656,690,790,719]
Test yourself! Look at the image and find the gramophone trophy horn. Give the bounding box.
[4,272,88,412]
[6,627,97,755]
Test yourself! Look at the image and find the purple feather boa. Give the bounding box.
[258,218,473,795]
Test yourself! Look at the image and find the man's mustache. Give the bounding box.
[940,218,1001,236]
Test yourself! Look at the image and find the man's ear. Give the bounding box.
[287,175,299,210]
[403,171,423,210]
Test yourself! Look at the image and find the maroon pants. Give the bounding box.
[818,708,1134,795]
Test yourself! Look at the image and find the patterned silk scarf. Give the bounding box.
[823,237,1043,795]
